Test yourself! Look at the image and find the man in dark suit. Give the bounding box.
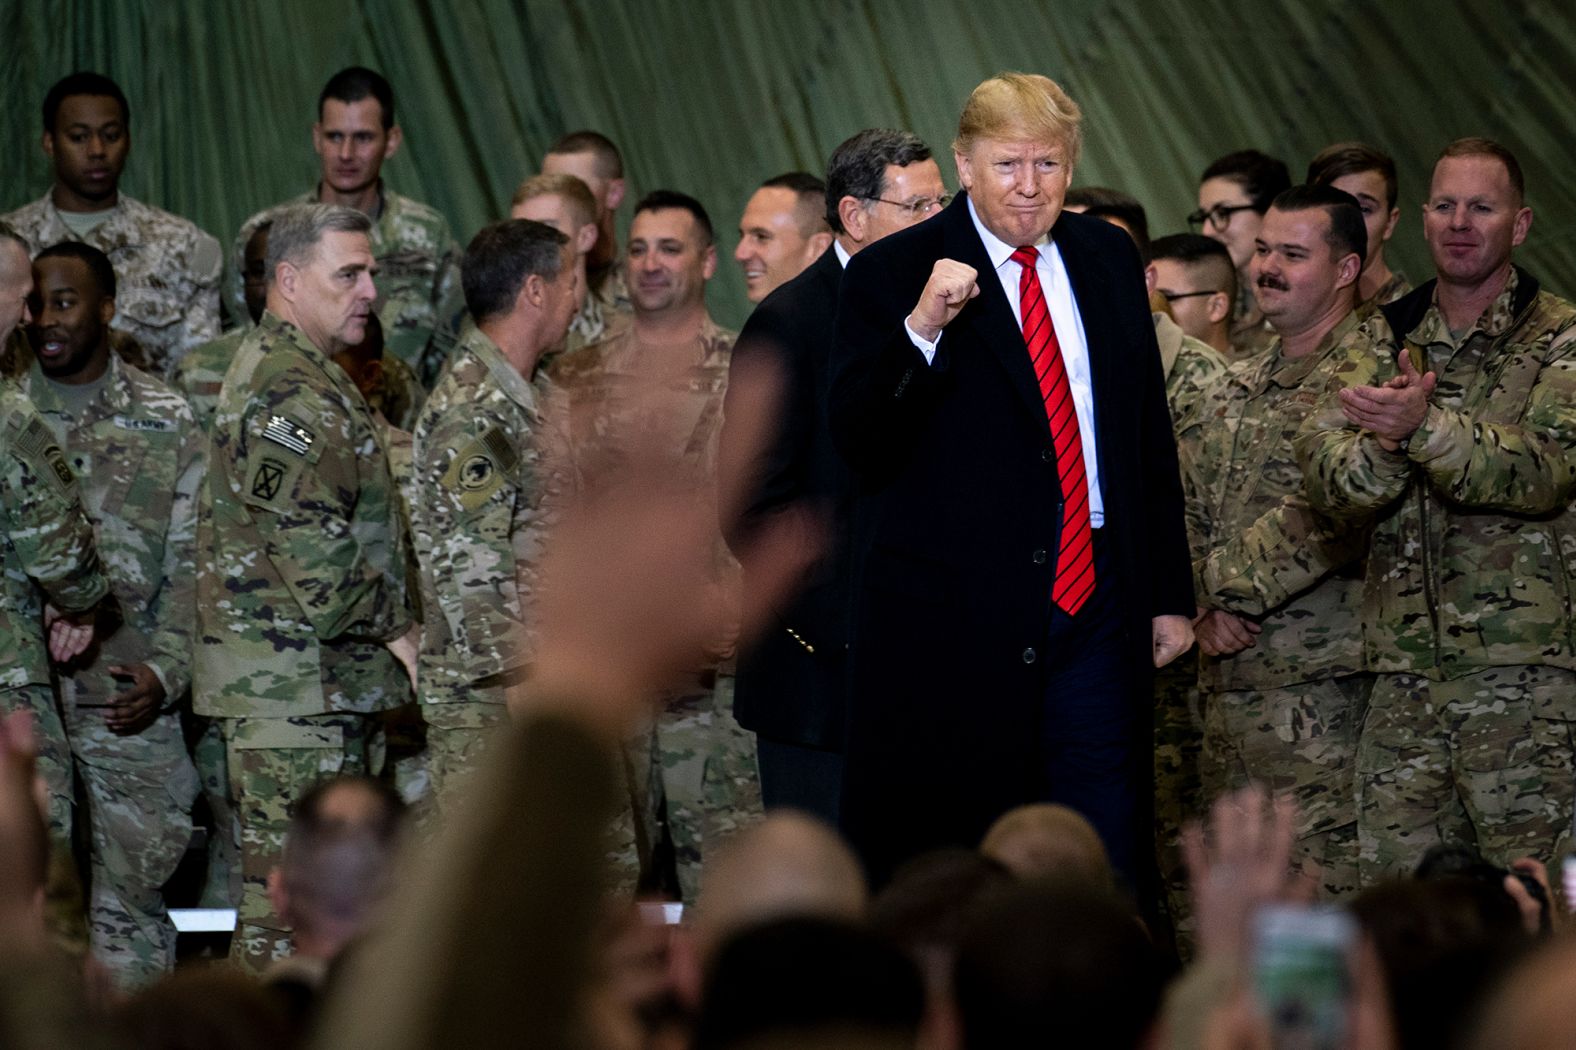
[829,73,1195,887]
[723,129,947,822]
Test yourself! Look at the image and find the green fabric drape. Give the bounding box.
[3,0,1573,330]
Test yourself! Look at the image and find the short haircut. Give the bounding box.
[1269,184,1368,269]
[461,219,570,323]
[634,189,715,247]
[692,917,925,1050]
[265,203,373,283]
[1307,141,1399,210]
[545,129,624,178]
[824,128,934,233]
[43,71,129,133]
[954,882,1163,1050]
[0,221,30,254]
[759,171,830,237]
[35,240,117,299]
[281,775,405,928]
[1065,186,1151,262]
[319,66,395,129]
[1438,136,1526,203]
[1151,232,1238,304]
[954,72,1083,169]
[1200,149,1292,213]
[510,173,598,229]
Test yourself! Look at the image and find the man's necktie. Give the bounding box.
[1012,245,1094,616]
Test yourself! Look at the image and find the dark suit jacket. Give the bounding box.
[828,195,1193,881]
[722,247,851,750]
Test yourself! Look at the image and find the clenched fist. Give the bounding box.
[908,259,980,342]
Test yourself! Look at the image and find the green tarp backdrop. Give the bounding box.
[2,0,1572,329]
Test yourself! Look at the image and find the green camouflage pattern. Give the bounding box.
[421,700,506,817]
[23,356,203,986]
[648,675,763,904]
[1295,269,1576,677]
[226,186,462,385]
[412,323,554,712]
[1358,666,1576,879]
[1156,311,1228,433]
[3,194,222,376]
[0,384,108,839]
[1181,312,1373,693]
[223,713,373,972]
[1358,269,1412,317]
[171,325,248,432]
[195,311,413,719]
[549,315,760,901]
[192,716,239,908]
[365,351,425,432]
[1204,676,1370,897]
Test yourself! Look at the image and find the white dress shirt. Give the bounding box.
[903,198,1103,526]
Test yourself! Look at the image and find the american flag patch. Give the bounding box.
[262,414,315,456]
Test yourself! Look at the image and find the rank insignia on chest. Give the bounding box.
[263,414,315,455]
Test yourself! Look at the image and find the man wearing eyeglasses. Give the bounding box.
[828,75,1194,889]
[734,172,833,306]
[1192,150,1291,358]
[721,128,945,823]
[1151,234,1236,359]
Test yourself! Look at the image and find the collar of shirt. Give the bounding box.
[833,240,852,269]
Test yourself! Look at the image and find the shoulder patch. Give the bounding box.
[245,451,304,510]
[439,426,518,512]
[262,413,316,456]
[13,416,77,495]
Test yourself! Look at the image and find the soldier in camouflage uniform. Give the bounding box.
[225,68,461,387]
[548,192,761,903]
[542,131,633,319]
[412,220,579,816]
[1307,142,1413,316]
[1182,187,1381,898]
[174,218,274,433]
[511,173,633,362]
[1298,141,1576,881]
[196,204,414,972]
[1194,150,1291,361]
[4,73,222,378]
[22,243,202,986]
[1150,306,1226,950]
[0,227,109,852]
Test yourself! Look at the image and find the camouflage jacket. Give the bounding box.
[547,315,739,673]
[0,384,109,689]
[412,323,559,705]
[195,312,413,717]
[2,194,223,376]
[1296,268,1576,678]
[226,185,462,385]
[23,357,203,701]
[1358,269,1412,317]
[1156,311,1228,439]
[171,326,248,433]
[1181,311,1371,691]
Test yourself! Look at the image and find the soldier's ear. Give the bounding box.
[605,178,627,213]
[576,222,599,257]
[99,295,115,327]
[383,124,404,162]
[41,129,55,163]
[1207,291,1231,325]
[1144,262,1158,296]
[702,244,718,281]
[520,272,547,310]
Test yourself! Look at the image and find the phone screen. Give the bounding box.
[1253,904,1357,1050]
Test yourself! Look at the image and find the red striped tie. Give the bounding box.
[1012,245,1094,616]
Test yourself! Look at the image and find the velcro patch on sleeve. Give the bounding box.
[244,451,305,510]
[14,416,77,495]
[262,413,316,456]
[440,427,516,512]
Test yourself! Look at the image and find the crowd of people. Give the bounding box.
[2,57,1576,1050]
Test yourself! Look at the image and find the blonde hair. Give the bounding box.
[510,173,598,229]
[953,72,1083,167]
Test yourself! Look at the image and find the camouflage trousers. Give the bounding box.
[1153,657,1207,957]
[2,683,88,952]
[221,713,376,973]
[1203,674,1371,898]
[423,701,505,820]
[1358,666,1576,882]
[620,674,764,904]
[192,717,240,908]
[66,701,199,989]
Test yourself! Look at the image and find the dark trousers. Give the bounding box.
[1036,531,1139,884]
[757,737,844,825]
